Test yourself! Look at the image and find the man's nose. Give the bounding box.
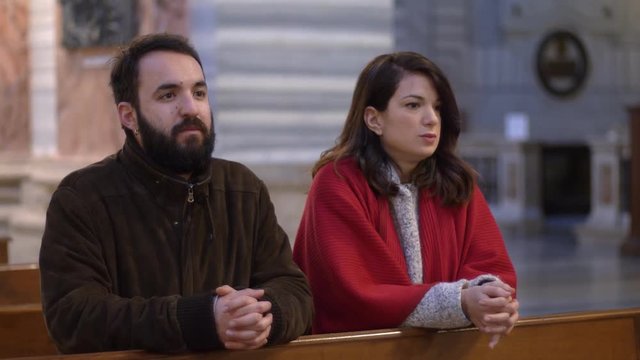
[179,94,199,117]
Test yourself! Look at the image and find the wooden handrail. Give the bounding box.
[5,307,639,360]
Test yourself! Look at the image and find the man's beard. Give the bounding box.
[136,109,215,176]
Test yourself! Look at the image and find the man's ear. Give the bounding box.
[117,102,137,132]
[364,106,383,135]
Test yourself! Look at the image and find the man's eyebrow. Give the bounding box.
[155,83,180,92]
[155,81,207,92]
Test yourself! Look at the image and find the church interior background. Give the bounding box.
[1,0,639,317]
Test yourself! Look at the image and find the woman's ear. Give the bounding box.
[364,106,383,135]
[117,102,138,133]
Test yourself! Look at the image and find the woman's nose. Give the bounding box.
[423,106,439,125]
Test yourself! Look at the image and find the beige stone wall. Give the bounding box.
[0,0,30,156]
[55,0,190,158]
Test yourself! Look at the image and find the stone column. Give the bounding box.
[575,138,626,242]
[29,0,58,157]
[494,141,543,233]
[621,106,640,255]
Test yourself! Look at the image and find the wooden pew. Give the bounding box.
[7,307,640,360]
[0,236,9,264]
[0,303,57,358]
[0,263,40,305]
[0,263,58,358]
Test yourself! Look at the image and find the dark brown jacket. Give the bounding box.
[39,140,313,353]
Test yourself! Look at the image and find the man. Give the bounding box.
[39,33,313,354]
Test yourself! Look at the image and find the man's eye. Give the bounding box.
[194,90,207,98]
[160,92,175,100]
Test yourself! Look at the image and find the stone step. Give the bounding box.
[216,145,327,166]
[215,110,346,128]
[215,27,391,49]
[216,128,338,148]
[216,43,386,76]
[216,111,345,153]
[213,73,355,111]
[214,110,343,162]
[215,0,391,31]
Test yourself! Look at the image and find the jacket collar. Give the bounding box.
[119,138,212,204]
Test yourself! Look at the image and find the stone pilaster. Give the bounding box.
[30,0,58,157]
[620,106,640,255]
[575,136,628,243]
[493,141,543,233]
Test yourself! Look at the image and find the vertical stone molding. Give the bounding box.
[30,0,58,157]
[458,136,543,232]
[575,137,627,243]
[621,106,640,255]
[495,142,543,232]
[0,0,31,156]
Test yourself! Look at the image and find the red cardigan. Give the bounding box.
[293,158,516,334]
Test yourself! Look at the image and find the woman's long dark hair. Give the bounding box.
[313,51,476,206]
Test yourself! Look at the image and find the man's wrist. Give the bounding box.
[212,295,219,316]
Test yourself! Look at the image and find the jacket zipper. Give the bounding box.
[187,184,195,203]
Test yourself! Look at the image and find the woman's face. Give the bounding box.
[365,72,441,180]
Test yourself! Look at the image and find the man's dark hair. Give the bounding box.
[109,33,203,109]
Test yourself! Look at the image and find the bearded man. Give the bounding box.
[39,33,313,354]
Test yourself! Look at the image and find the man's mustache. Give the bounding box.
[171,117,208,136]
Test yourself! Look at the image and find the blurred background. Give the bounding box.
[0,0,638,317]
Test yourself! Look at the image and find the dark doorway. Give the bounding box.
[542,145,591,215]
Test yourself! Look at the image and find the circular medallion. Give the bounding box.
[536,30,589,98]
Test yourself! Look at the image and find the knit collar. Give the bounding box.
[385,162,423,284]
[385,163,417,191]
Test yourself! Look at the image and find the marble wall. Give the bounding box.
[55,0,190,158]
[0,0,30,156]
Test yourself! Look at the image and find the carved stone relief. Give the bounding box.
[60,0,137,49]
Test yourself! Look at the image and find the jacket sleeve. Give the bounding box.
[39,187,217,354]
[456,186,517,291]
[248,181,314,344]
[292,166,435,333]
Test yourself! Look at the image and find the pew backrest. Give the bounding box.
[0,263,40,305]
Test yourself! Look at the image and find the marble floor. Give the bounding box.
[506,216,640,317]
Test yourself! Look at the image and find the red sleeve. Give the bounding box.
[456,186,517,291]
[293,162,431,333]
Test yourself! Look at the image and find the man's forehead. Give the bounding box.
[137,51,205,86]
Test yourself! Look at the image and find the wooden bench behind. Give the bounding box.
[0,236,9,264]
[0,263,40,305]
[0,264,57,357]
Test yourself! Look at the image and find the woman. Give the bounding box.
[293,52,519,346]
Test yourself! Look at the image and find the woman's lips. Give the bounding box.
[419,133,437,143]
